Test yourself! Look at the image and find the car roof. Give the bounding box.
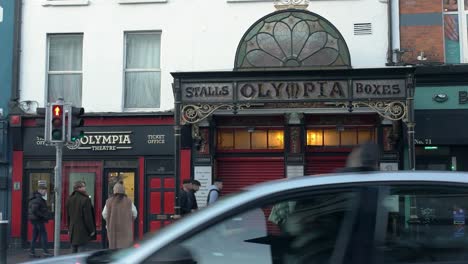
[245,171,468,192]
[116,171,468,263]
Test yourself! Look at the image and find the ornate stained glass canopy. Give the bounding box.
[234,9,351,70]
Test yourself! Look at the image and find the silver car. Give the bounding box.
[23,172,468,264]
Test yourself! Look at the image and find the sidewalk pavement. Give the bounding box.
[6,248,73,264]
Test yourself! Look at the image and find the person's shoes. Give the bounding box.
[43,251,53,257]
[29,252,40,258]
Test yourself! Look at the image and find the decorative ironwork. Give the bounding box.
[274,0,309,10]
[66,139,81,150]
[181,103,251,124]
[234,10,351,70]
[336,101,407,121]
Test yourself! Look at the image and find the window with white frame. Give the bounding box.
[42,0,90,6]
[443,0,468,63]
[124,32,161,109]
[47,34,83,106]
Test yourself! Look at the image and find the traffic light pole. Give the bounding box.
[53,142,63,256]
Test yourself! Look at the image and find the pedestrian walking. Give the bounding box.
[207,179,223,205]
[337,142,380,172]
[102,183,138,249]
[189,180,201,212]
[28,186,52,258]
[179,179,193,215]
[66,181,96,253]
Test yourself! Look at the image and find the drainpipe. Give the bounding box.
[386,0,394,66]
[11,0,22,102]
[172,81,182,217]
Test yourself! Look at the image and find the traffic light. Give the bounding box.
[66,106,85,143]
[35,107,48,141]
[50,103,65,142]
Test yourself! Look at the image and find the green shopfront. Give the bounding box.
[414,65,468,171]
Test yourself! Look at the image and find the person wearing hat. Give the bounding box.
[102,183,137,249]
[66,181,96,253]
[28,185,52,257]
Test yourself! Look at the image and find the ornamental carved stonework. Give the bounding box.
[275,0,310,10]
[289,126,301,154]
[198,128,210,155]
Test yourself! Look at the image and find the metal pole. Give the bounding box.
[0,220,8,264]
[406,73,416,170]
[53,142,63,256]
[173,81,181,216]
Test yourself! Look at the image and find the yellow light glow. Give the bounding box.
[307,130,322,146]
[268,130,284,149]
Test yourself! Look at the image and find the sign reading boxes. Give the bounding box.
[352,80,406,99]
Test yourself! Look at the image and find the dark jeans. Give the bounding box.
[72,244,87,253]
[30,222,49,253]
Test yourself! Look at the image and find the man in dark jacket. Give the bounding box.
[179,179,193,215]
[28,186,52,257]
[66,181,96,253]
[189,180,201,212]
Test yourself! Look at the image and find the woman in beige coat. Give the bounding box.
[102,183,137,249]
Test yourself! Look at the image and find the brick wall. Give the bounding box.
[399,0,445,64]
[400,0,443,14]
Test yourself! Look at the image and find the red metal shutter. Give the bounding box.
[216,157,285,235]
[306,156,348,175]
[217,157,285,195]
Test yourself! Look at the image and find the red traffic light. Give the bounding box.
[52,105,62,117]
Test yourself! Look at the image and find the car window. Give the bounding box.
[374,185,468,263]
[144,188,363,264]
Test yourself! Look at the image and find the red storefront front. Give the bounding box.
[9,114,189,247]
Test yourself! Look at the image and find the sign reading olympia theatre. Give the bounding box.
[63,131,132,151]
[24,126,174,156]
[181,79,407,103]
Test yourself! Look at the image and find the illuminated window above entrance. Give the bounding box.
[234,9,351,70]
[307,128,375,147]
[217,128,284,150]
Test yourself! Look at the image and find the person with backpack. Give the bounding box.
[207,179,223,205]
[28,185,52,257]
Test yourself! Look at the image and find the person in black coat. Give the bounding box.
[66,181,96,253]
[189,180,201,212]
[179,180,193,216]
[28,186,52,257]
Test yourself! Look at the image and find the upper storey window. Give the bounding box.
[47,34,83,106]
[443,0,468,63]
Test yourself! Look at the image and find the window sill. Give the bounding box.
[42,0,90,6]
[123,108,162,112]
[227,0,272,2]
[118,0,168,4]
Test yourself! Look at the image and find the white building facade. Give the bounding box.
[9,0,404,246]
[19,0,393,113]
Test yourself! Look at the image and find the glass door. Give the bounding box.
[62,161,103,242]
[105,171,136,202]
[25,171,55,243]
